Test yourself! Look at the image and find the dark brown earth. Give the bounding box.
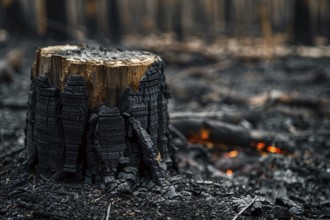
[0,37,329,219]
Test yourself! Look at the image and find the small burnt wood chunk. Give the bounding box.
[25,45,174,189]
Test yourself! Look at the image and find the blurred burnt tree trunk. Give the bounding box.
[85,0,97,38]
[318,1,329,40]
[327,3,330,41]
[4,0,330,46]
[0,0,28,34]
[157,0,167,32]
[224,0,233,36]
[46,0,68,41]
[108,0,121,44]
[309,0,330,44]
[292,0,313,45]
[259,0,273,59]
[173,0,183,41]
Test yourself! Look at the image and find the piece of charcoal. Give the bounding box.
[158,62,176,169]
[61,75,87,173]
[141,60,174,168]
[139,61,161,154]
[93,105,127,189]
[85,113,99,184]
[47,94,64,173]
[120,88,144,168]
[158,85,172,165]
[117,60,175,190]
[117,167,139,193]
[276,197,304,216]
[129,117,166,185]
[160,185,178,199]
[33,75,63,175]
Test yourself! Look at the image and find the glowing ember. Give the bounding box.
[200,128,210,140]
[226,169,233,176]
[206,142,214,149]
[188,130,283,155]
[188,128,213,148]
[256,142,265,150]
[267,146,281,153]
[225,150,239,158]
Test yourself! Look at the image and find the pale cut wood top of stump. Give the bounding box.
[31,45,161,108]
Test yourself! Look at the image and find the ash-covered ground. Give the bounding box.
[0,38,329,219]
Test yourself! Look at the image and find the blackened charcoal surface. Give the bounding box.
[85,115,99,183]
[25,80,36,165]
[62,75,87,173]
[24,51,174,193]
[33,75,63,174]
[94,105,127,181]
[130,117,166,185]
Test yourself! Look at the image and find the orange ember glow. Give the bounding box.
[255,142,283,154]
[267,146,281,153]
[226,150,239,158]
[200,128,210,140]
[188,128,213,148]
[226,169,233,175]
[205,142,214,149]
[256,142,266,150]
[188,129,283,155]
[256,142,282,154]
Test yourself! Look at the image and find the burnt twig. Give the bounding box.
[171,117,294,152]
[232,196,257,220]
[105,202,112,220]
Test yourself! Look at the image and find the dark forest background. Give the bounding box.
[1,0,329,46]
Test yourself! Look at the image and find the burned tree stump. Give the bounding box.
[25,45,174,193]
